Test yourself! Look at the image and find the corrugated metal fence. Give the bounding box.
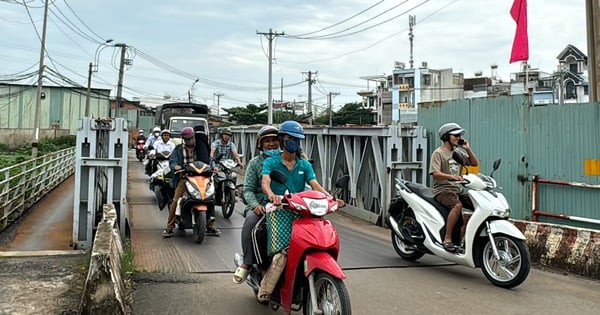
[418,95,600,228]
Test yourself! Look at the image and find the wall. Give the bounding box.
[0,128,70,149]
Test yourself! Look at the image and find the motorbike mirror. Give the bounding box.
[148,145,154,151]
[335,175,350,189]
[490,158,502,178]
[269,169,287,184]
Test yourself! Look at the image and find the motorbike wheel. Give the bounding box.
[391,212,425,261]
[193,211,207,244]
[222,188,236,219]
[303,272,352,315]
[481,234,531,288]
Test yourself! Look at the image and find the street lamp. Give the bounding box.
[188,79,199,102]
[85,39,113,117]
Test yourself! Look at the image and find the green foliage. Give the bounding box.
[223,104,268,125]
[0,136,76,170]
[314,102,376,126]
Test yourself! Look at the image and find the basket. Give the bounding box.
[266,209,301,256]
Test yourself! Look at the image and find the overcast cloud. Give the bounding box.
[0,0,589,111]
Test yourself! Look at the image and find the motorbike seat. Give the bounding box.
[404,182,452,220]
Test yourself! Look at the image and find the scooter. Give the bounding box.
[234,170,352,315]
[135,139,146,162]
[213,155,241,219]
[386,158,531,288]
[174,160,215,244]
[149,158,173,211]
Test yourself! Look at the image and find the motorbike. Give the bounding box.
[149,152,173,211]
[213,154,241,219]
[386,158,531,288]
[234,170,352,314]
[135,139,146,161]
[174,160,215,244]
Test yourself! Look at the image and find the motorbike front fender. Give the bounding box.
[224,180,236,190]
[304,251,345,279]
[485,220,526,240]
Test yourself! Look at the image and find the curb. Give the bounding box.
[513,220,600,279]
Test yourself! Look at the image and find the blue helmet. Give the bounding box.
[278,120,305,139]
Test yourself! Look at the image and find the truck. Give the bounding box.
[154,102,210,145]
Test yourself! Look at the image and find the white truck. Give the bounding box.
[155,102,210,145]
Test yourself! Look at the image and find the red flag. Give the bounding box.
[509,0,528,63]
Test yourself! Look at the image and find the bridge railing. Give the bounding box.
[0,147,76,232]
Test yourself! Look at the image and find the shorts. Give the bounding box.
[435,191,474,211]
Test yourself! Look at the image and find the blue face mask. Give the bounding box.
[263,149,281,157]
[283,138,300,153]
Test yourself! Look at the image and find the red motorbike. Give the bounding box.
[235,170,351,314]
[135,139,146,162]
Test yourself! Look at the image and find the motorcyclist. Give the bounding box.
[429,122,479,253]
[136,130,146,142]
[258,120,344,302]
[162,127,220,237]
[145,127,162,175]
[148,129,176,174]
[233,125,280,284]
[210,127,243,205]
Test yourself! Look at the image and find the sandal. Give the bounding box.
[257,288,270,303]
[443,242,457,253]
[233,266,249,284]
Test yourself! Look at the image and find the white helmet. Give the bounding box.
[152,127,161,133]
[438,123,465,141]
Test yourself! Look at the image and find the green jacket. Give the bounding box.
[242,153,269,216]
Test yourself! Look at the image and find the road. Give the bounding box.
[1,150,599,314]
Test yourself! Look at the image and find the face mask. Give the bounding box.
[184,138,195,148]
[283,138,300,153]
[263,149,281,157]
[154,132,160,137]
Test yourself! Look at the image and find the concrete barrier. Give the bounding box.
[79,204,127,314]
[513,220,600,279]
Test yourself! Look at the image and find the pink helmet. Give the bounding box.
[181,127,195,139]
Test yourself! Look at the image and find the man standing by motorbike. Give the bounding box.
[162,127,220,237]
[233,125,280,284]
[258,120,344,302]
[429,122,479,252]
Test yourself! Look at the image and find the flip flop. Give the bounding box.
[257,288,270,303]
[443,242,457,253]
[233,266,249,284]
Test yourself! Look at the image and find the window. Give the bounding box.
[422,74,431,86]
[569,63,578,72]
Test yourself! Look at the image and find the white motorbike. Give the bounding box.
[386,158,531,288]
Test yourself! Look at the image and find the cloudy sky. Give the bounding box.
[0,0,589,112]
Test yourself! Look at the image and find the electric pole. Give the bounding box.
[409,15,416,69]
[214,91,224,116]
[85,62,93,117]
[257,29,285,124]
[115,44,127,118]
[32,0,49,159]
[328,92,340,127]
[303,71,317,125]
[586,0,599,102]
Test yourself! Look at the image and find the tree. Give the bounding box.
[222,104,267,125]
[314,102,375,126]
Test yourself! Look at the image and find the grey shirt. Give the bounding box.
[429,147,464,195]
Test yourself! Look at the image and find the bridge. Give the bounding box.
[1,116,599,314]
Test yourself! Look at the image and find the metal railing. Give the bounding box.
[532,175,600,226]
[0,147,76,232]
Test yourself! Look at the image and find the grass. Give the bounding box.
[121,237,135,274]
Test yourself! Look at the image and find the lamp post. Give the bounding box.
[188,79,199,102]
[85,39,113,117]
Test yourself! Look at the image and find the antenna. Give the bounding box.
[409,15,416,69]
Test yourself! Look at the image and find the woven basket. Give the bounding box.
[266,209,301,256]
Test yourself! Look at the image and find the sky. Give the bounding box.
[0,0,590,114]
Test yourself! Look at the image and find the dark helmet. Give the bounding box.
[438,122,465,141]
[256,125,278,149]
[221,127,232,136]
[181,127,195,139]
[278,120,305,139]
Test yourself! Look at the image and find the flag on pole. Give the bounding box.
[509,0,528,63]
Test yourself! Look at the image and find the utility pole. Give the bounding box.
[85,62,93,117]
[327,92,340,127]
[115,44,127,118]
[257,29,285,124]
[409,15,416,69]
[32,0,49,159]
[586,0,599,102]
[214,92,224,116]
[303,71,317,125]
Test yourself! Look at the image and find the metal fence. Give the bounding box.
[0,147,76,232]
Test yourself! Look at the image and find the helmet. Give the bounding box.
[256,125,278,149]
[278,120,305,139]
[438,122,465,141]
[181,127,195,138]
[139,130,144,134]
[152,127,161,133]
[221,127,232,136]
[160,129,171,136]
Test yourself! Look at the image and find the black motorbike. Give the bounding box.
[213,154,241,219]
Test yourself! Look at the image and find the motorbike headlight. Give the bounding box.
[185,181,201,199]
[206,181,215,197]
[303,198,329,216]
[492,208,511,218]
